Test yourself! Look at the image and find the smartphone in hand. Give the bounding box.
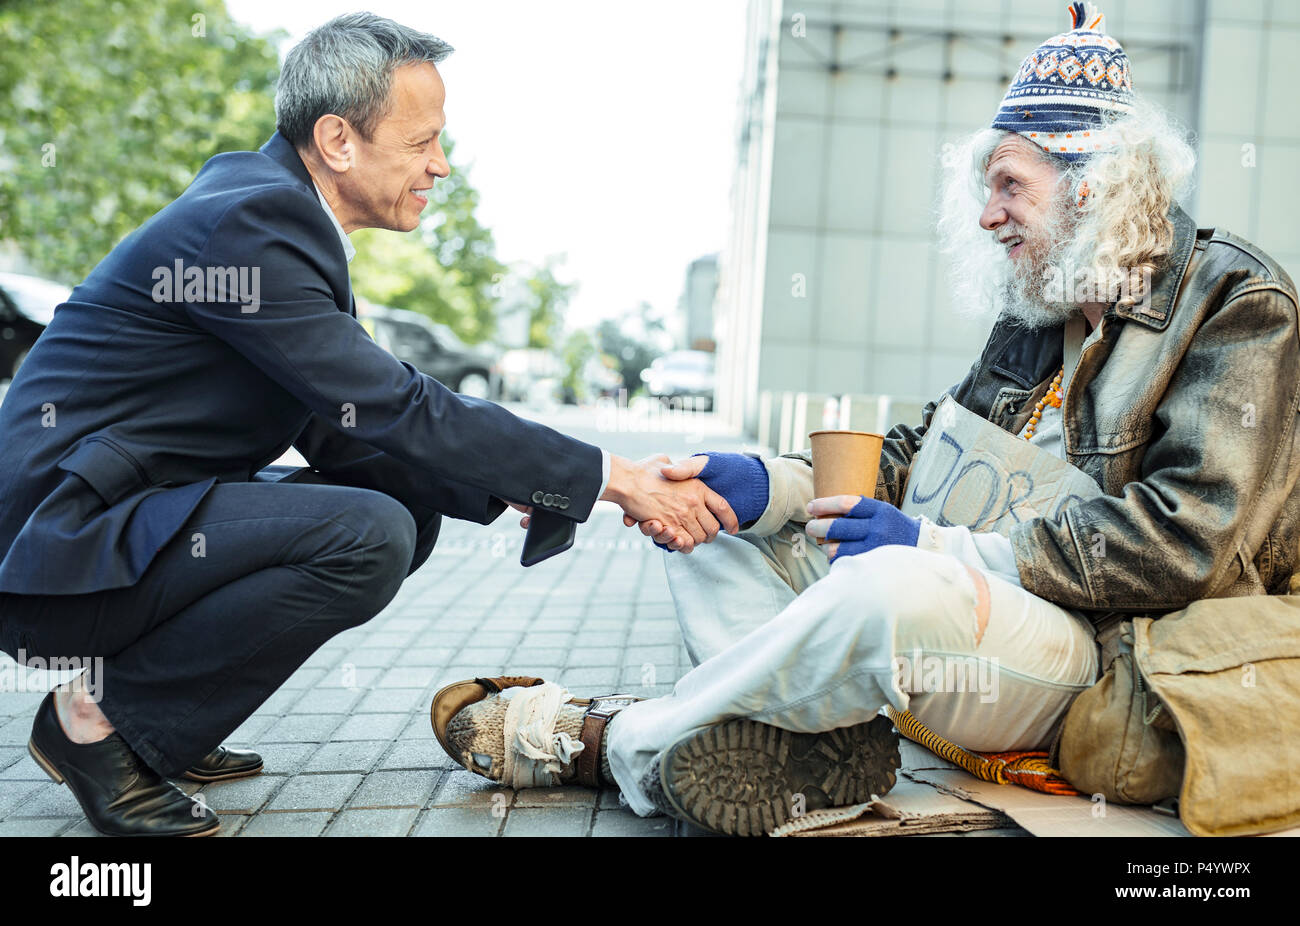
[520,509,576,567]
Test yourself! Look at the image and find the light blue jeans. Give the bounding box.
[606,526,1100,816]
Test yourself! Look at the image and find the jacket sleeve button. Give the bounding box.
[531,491,544,504]
[543,493,554,506]
[559,498,570,510]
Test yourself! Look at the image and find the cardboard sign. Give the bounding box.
[899,395,1102,536]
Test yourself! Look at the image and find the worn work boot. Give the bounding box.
[647,715,901,837]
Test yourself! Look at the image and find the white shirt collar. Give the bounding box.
[312,182,355,263]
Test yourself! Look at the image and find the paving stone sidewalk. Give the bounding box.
[0,503,696,837]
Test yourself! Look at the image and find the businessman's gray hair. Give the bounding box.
[275,12,453,148]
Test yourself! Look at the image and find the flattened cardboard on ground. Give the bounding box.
[904,768,1191,836]
[790,741,1297,837]
[899,395,1102,534]
[772,777,1015,837]
[781,741,1013,837]
[904,766,1300,837]
[798,737,1298,837]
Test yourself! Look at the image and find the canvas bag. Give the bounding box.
[1054,617,1183,807]
[1058,596,1300,836]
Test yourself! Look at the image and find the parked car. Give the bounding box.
[641,349,716,409]
[581,356,624,401]
[0,271,71,380]
[355,300,499,399]
[497,347,564,403]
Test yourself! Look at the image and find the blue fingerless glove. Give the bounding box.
[698,452,769,527]
[655,452,769,551]
[824,496,920,562]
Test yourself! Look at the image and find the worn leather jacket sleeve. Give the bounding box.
[1011,283,1300,611]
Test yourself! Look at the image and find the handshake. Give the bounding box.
[509,451,920,562]
[512,452,768,553]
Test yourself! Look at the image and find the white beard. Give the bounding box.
[938,156,1088,331]
[998,249,1082,330]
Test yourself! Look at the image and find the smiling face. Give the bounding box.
[976,134,1082,327]
[980,135,1064,266]
[334,62,450,232]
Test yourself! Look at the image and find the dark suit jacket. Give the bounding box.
[0,132,603,596]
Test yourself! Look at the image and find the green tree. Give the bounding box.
[522,256,576,350]
[599,301,669,396]
[0,1,543,347]
[0,0,283,282]
[559,328,596,403]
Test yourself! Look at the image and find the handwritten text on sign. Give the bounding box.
[899,396,1102,538]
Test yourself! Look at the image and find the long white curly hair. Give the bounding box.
[936,94,1197,327]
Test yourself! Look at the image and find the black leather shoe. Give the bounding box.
[27,693,219,837]
[180,745,264,783]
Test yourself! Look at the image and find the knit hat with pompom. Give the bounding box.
[991,2,1134,161]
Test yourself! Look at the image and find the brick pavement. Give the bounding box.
[0,503,700,837]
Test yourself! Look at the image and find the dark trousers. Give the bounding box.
[0,466,441,777]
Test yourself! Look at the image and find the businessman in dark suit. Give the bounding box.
[0,13,736,836]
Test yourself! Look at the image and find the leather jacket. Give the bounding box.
[875,204,1300,622]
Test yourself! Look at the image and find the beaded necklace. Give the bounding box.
[1023,367,1065,440]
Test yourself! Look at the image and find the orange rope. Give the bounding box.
[885,706,1080,796]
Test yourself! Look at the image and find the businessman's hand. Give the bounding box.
[506,500,534,529]
[619,454,673,544]
[628,452,769,552]
[603,454,739,553]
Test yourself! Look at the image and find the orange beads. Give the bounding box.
[1023,367,1065,440]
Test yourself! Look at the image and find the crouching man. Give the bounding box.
[435,3,1300,835]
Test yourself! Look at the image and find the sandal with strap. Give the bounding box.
[431,675,642,788]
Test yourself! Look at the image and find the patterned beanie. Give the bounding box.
[991,2,1134,161]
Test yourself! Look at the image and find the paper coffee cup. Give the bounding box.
[809,429,884,504]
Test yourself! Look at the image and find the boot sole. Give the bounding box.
[29,739,221,837]
[659,715,900,837]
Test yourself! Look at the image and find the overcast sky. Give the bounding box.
[224,0,747,332]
